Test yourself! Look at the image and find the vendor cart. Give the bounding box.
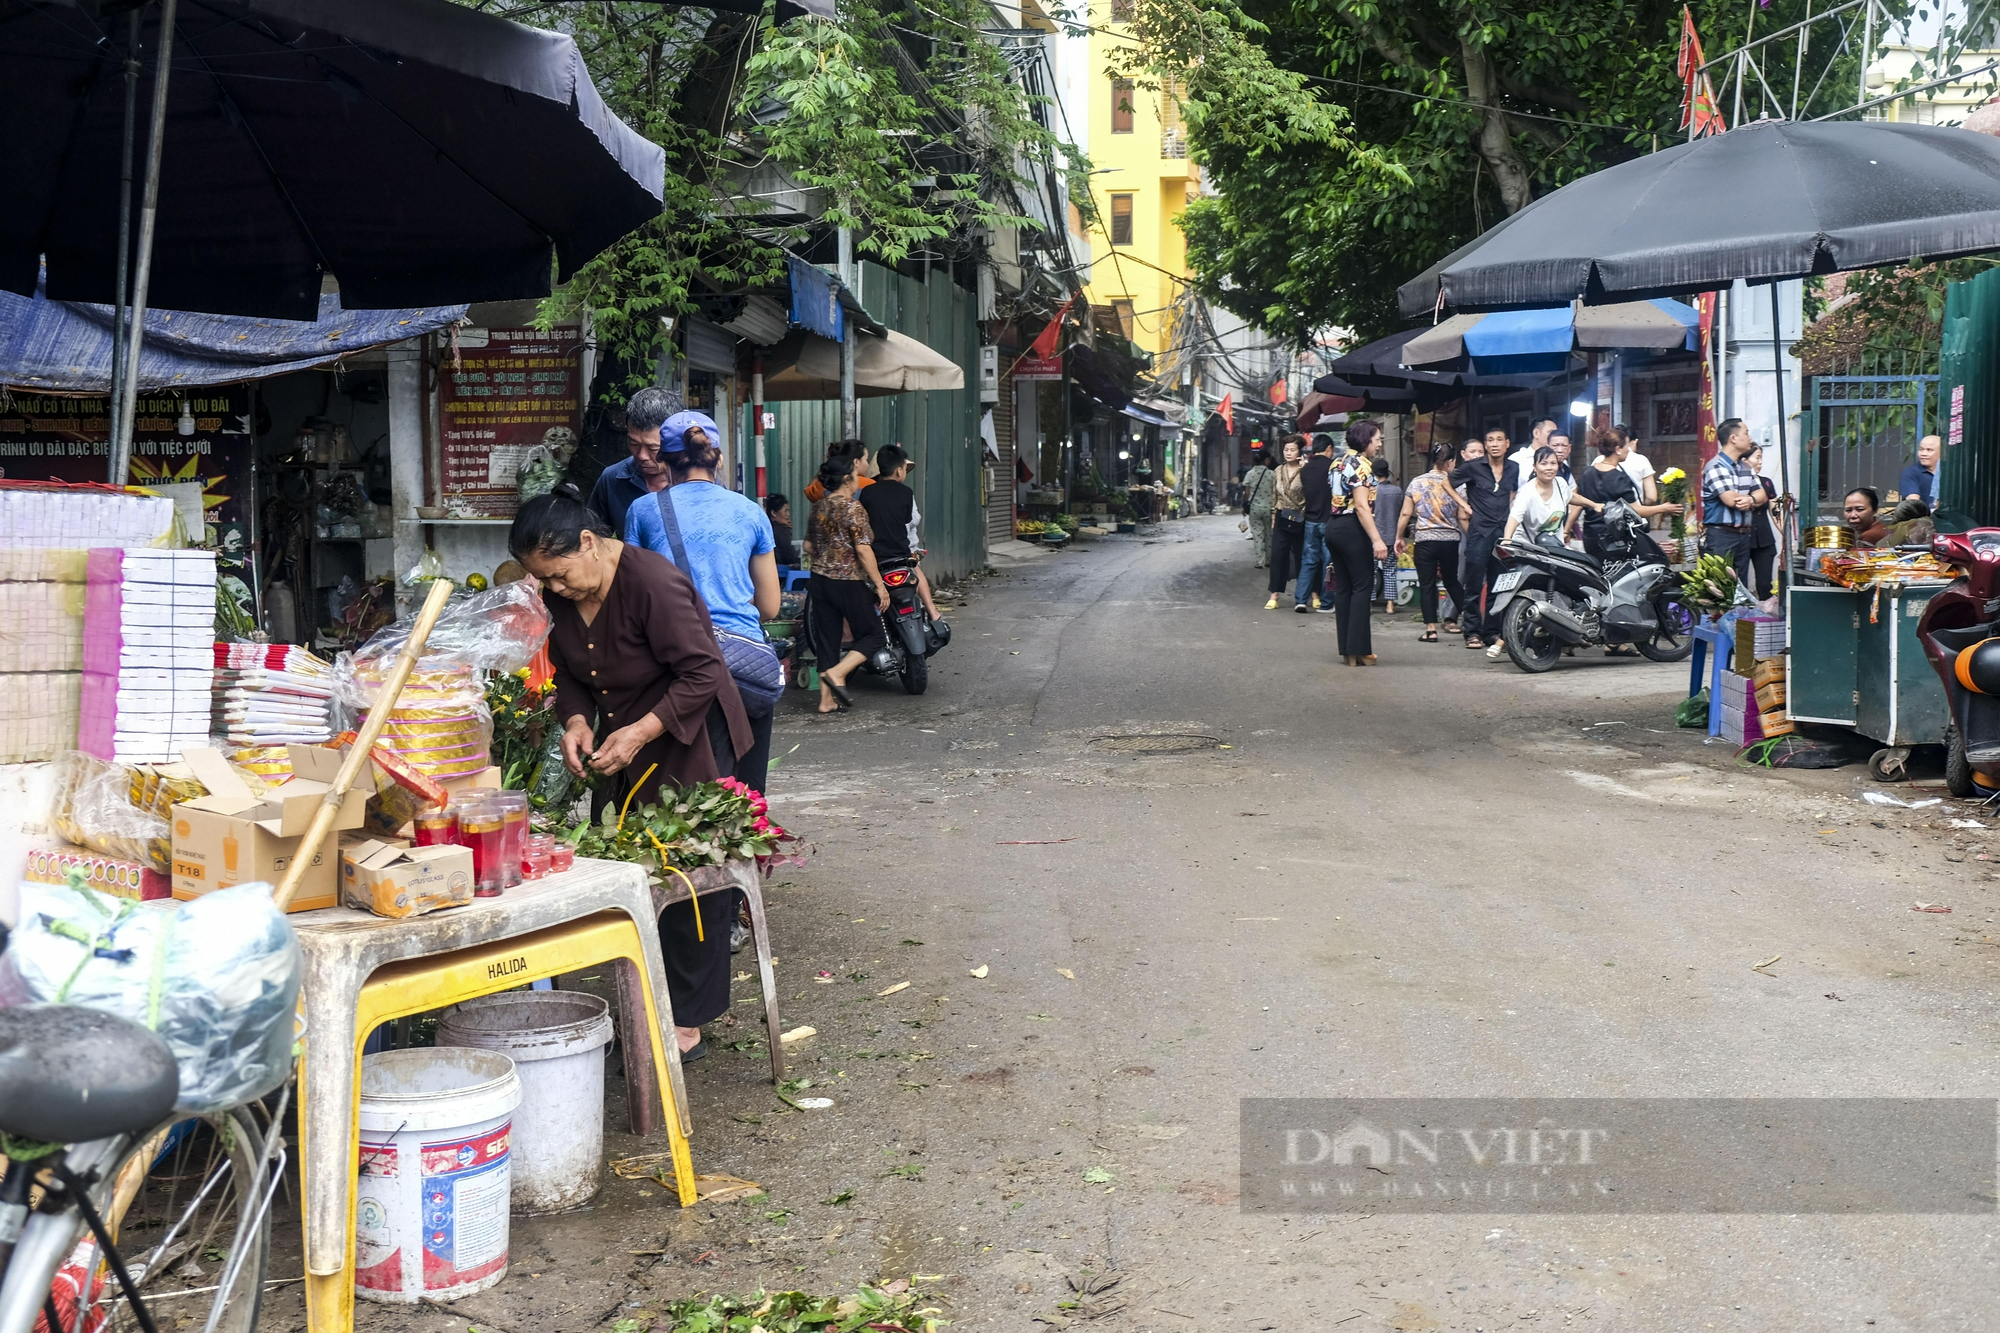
[1787,576,1953,770]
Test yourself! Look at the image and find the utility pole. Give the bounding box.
[838,227,858,439]
[109,0,179,487]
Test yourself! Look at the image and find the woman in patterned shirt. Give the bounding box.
[1394,443,1470,643]
[804,456,889,712]
[1324,420,1390,665]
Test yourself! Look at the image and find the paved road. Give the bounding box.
[318,516,1998,1333]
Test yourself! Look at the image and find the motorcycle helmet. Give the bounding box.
[1954,636,2000,695]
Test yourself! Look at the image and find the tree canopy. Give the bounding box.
[1126,0,1978,346]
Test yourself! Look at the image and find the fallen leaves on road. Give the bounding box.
[648,1283,938,1333]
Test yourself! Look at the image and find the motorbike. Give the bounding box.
[1914,527,2000,798]
[1489,500,1695,672]
[805,552,950,696]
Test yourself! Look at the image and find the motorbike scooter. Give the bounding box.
[804,552,950,696]
[1914,528,2000,798]
[1489,499,1695,672]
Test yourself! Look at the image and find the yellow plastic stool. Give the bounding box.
[300,911,695,1333]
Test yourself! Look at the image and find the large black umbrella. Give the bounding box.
[1397,119,2000,316]
[3,0,666,319]
[3,0,666,480]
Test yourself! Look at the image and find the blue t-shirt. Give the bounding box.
[1898,461,1936,509]
[623,481,775,638]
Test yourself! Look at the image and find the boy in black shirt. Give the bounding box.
[859,444,941,619]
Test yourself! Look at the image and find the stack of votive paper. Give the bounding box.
[78,549,216,763]
[214,642,334,748]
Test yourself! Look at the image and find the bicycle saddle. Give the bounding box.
[0,1004,178,1144]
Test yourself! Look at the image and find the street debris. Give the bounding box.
[998,837,1076,844]
[1861,791,1942,808]
[1056,968,1075,979]
[970,964,990,978]
[813,970,837,984]
[1752,953,1783,974]
[795,1097,835,1109]
[1913,903,1953,913]
[780,1025,818,1043]
[877,981,911,996]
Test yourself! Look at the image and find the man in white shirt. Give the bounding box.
[1508,416,1559,476]
[1618,432,1658,504]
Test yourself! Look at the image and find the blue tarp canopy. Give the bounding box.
[0,282,467,393]
[1400,298,1699,374]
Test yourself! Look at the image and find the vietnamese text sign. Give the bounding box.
[0,388,251,526]
[438,326,583,517]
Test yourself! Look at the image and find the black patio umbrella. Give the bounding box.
[3,0,666,480]
[3,0,666,319]
[1396,119,2000,317]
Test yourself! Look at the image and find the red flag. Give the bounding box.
[1678,7,1726,138]
[1028,296,1073,361]
[1218,392,1234,433]
[1269,374,1287,406]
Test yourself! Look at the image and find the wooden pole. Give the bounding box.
[272,578,455,910]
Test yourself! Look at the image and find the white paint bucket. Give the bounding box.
[435,991,616,1214]
[355,1047,520,1305]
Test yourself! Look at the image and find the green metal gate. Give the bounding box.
[1939,266,2000,529]
[1801,353,1936,525]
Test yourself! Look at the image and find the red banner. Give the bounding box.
[1696,291,1719,463]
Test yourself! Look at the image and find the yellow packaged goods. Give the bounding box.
[340,836,474,919]
[169,744,370,912]
[1759,709,1795,737]
[1755,679,1787,713]
[50,749,169,871]
[24,845,171,901]
[1751,656,1787,688]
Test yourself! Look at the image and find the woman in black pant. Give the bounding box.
[803,456,889,712]
[1325,420,1390,664]
[1264,435,1306,609]
[1394,443,1470,642]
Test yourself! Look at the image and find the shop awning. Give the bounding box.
[0,280,467,393]
[754,328,964,400]
[1120,402,1179,429]
[1400,299,1698,372]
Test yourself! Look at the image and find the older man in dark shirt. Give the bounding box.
[1451,427,1519,649]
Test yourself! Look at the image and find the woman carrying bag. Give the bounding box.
[1263,436,1306,610]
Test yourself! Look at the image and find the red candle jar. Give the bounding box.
[454,801,506,897]
[548,842,575,874]
[413,809,458,847]
[493,793,530,889]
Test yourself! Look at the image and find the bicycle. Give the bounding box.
[0,1004,287,1333]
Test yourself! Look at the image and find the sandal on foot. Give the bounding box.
[1419,630,1438,643]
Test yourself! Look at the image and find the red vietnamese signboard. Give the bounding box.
[438,325,583,517]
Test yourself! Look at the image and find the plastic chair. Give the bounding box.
[292,863,694,1333]
[778,566,811,591]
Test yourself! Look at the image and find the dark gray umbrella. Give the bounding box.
[2,0,666,320]
[1397,119,2000,317]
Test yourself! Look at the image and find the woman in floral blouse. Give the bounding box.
[1323,421,1389,665]
[804,456,889,712]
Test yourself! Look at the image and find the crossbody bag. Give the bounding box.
[653,488,784,717]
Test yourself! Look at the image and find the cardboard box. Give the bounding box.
[1759,708,1795,737]
[340,836,475,919]
[440,766,502,800]
[1755,679,1787,712]
[169,744,370,911]
[1752,656,1787,688]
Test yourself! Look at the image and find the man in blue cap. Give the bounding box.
[622,407,780,789]
[586,385,677,535]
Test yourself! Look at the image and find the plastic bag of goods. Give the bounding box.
[334,582,551,782]
[0,881,301,1113]
[49,750,172,872]
[328,729,451,835]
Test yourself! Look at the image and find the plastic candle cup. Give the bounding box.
[413,809,458,847]
[494,793,530,888]
[454,801,506,897]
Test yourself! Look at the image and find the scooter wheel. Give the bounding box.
[1946,722,1976,799]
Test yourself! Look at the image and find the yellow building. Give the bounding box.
[1070,11,1196,357]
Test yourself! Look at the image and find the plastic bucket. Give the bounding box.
[355,1047,520,1305]
[434,992,616,1214]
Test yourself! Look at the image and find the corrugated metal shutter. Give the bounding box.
[685,318,738,374]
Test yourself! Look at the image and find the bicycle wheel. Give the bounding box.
[90,1103,277,1333]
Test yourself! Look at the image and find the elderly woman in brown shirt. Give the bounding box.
[510,487,752,1061]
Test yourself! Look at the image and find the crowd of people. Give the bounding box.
[505,388,943,1063]
[1237,412,1816,660]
